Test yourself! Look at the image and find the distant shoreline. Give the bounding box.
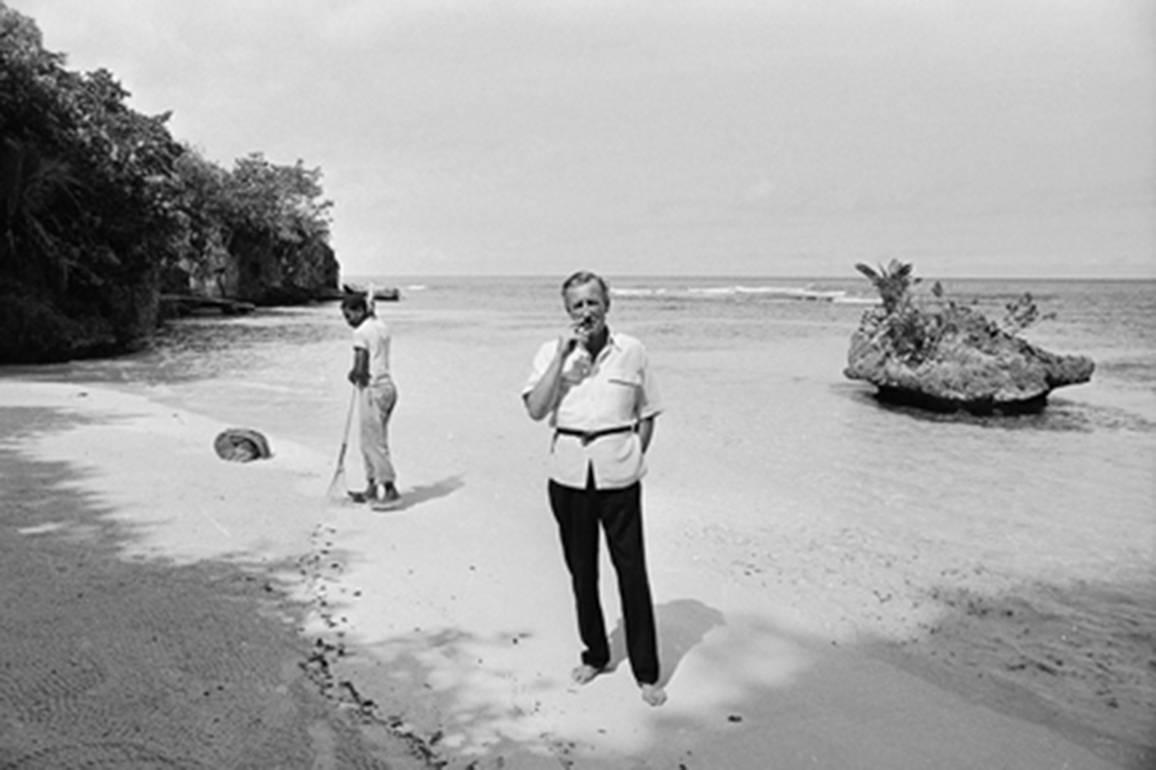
[346,272,1156,283]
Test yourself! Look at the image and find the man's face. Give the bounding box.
[342,306,367,328]
[563,281,609,335]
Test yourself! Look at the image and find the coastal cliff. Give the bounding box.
[0,4,340,363]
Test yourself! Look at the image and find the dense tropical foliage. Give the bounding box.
[0,3,337,363]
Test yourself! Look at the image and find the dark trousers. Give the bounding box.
[548,476,660,685]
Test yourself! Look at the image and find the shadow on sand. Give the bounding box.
[0,406,427,769]
[603,598,727,687]
[395,475,466,511]
[319,581,1147,769]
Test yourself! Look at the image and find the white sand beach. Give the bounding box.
[2,305,1149,769]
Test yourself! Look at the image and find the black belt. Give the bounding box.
[555,424,636,446]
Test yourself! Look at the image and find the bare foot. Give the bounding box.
[570,664,603,685]
[640,683,667,707]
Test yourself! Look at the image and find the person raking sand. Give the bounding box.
[341,292,402,509]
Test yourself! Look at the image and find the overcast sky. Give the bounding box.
[13,0,1155,278]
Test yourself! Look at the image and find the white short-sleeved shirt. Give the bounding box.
[522,331,662,490]
[352,316,392,387]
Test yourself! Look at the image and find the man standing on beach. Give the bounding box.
[522,271,666,707]
[341,293,401,508]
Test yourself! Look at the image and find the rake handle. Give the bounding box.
[334,387,357,466]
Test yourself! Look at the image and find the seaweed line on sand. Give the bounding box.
[296,522,448,769]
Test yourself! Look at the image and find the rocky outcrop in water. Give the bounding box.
[227,230,340,306]
[166,231,340,307]
[845,317,1095,412]
[843,262,1094,414]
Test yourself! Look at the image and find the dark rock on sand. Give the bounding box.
[214,428,272,462]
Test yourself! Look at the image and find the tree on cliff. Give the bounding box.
[0,3,340,361]
[221,153,336,303]
[163,149,336,303]
[1,2,183,361]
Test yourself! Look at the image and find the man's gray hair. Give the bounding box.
[561,270,610,304]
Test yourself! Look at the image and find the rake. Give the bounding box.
[326,388,358,502]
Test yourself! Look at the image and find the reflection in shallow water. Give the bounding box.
[859,392,1156,434]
